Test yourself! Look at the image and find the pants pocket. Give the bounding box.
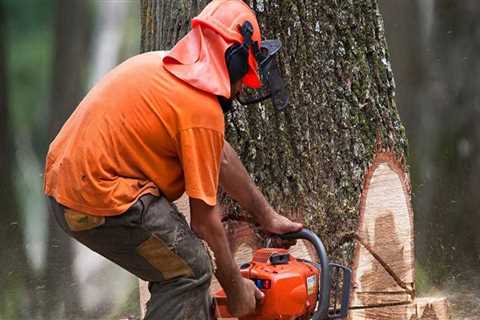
[64,209,105,232]
[137,235,194,280]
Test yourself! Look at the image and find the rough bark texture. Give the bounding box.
[141,0,210,52]
[139,1,446,319]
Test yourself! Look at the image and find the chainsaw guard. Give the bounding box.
[327,263,352,319]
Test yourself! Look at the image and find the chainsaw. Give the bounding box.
[214,229,351,320]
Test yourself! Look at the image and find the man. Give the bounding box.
[44,0,302,319]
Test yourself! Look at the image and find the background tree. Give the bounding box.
[2,0,138,319]
[0,2,36,318]
[380,1,480,316]
[42,0,91,319]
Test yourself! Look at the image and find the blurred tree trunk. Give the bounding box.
[0,3,36,318]
[89,1,129,86]
[140,0,448,318]
[42,0,91,319]
[422,0,480,279]
[381,0,480,285]
[378,0,440,293]
[82,2,141,318]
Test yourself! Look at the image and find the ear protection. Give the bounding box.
[225,21,255,85]
[223,21,289,111]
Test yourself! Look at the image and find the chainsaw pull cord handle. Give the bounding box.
[279,228,330,320]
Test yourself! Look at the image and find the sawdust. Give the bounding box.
[447,281,480,320]
[420,274,480,320]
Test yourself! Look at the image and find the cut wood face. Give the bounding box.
[349,303,417,320]
[414,297,449,320]
[351,154,415,317]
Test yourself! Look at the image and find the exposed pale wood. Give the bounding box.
[348,297,447,320]
[415,297,449,320]
[349,303,416,320]
[350,153,415,318]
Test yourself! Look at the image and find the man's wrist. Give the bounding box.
[243,186,273,222]
[218,266,244,296]
[251,199,275,228]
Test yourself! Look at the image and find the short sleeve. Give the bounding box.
[176,128,224,206]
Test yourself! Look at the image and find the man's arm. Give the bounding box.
[220,140,303,234]
[189,197,263,317]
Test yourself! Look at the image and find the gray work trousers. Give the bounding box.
[48,194,213,320]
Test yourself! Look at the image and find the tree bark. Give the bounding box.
[140,0,210,52]
[140,1,447,319]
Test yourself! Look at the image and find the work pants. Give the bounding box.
[48,194,213,320]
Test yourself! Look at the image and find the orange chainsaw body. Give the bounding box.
[214,248,320,320]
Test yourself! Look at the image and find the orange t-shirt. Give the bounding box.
[44,51,225,215]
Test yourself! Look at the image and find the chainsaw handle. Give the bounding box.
[279,228,330,320]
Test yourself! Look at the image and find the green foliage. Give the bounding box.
[5,0,54,143]
[3,1,142,318]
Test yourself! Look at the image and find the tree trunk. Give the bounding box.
[140,0,447,319]
[89,1,129,86]
[380,1,480,317]
[43,0,91,319]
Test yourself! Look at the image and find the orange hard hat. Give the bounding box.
[163,0,262,98]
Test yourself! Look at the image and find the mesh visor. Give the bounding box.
[237,39,289,111]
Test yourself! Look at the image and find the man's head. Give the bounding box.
[163,0,288,112]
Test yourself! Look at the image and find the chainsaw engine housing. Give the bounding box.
[214,229,351,320]
[215,248,320,320]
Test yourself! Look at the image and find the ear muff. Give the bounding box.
[225,44,249,84]
[225,21,254,86]
[223,21,289,111]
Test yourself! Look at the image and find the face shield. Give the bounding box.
[237,39,289,111]
[229,21,289,111]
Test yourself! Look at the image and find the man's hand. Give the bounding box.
[226,278,264,317]
[190,198,264,317]
[258,210,303,235]
[258,210,303,248]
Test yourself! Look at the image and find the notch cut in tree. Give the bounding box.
[139,0,448,319]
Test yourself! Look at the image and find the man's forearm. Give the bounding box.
[189,198,243,296]
[220,141,273,224]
